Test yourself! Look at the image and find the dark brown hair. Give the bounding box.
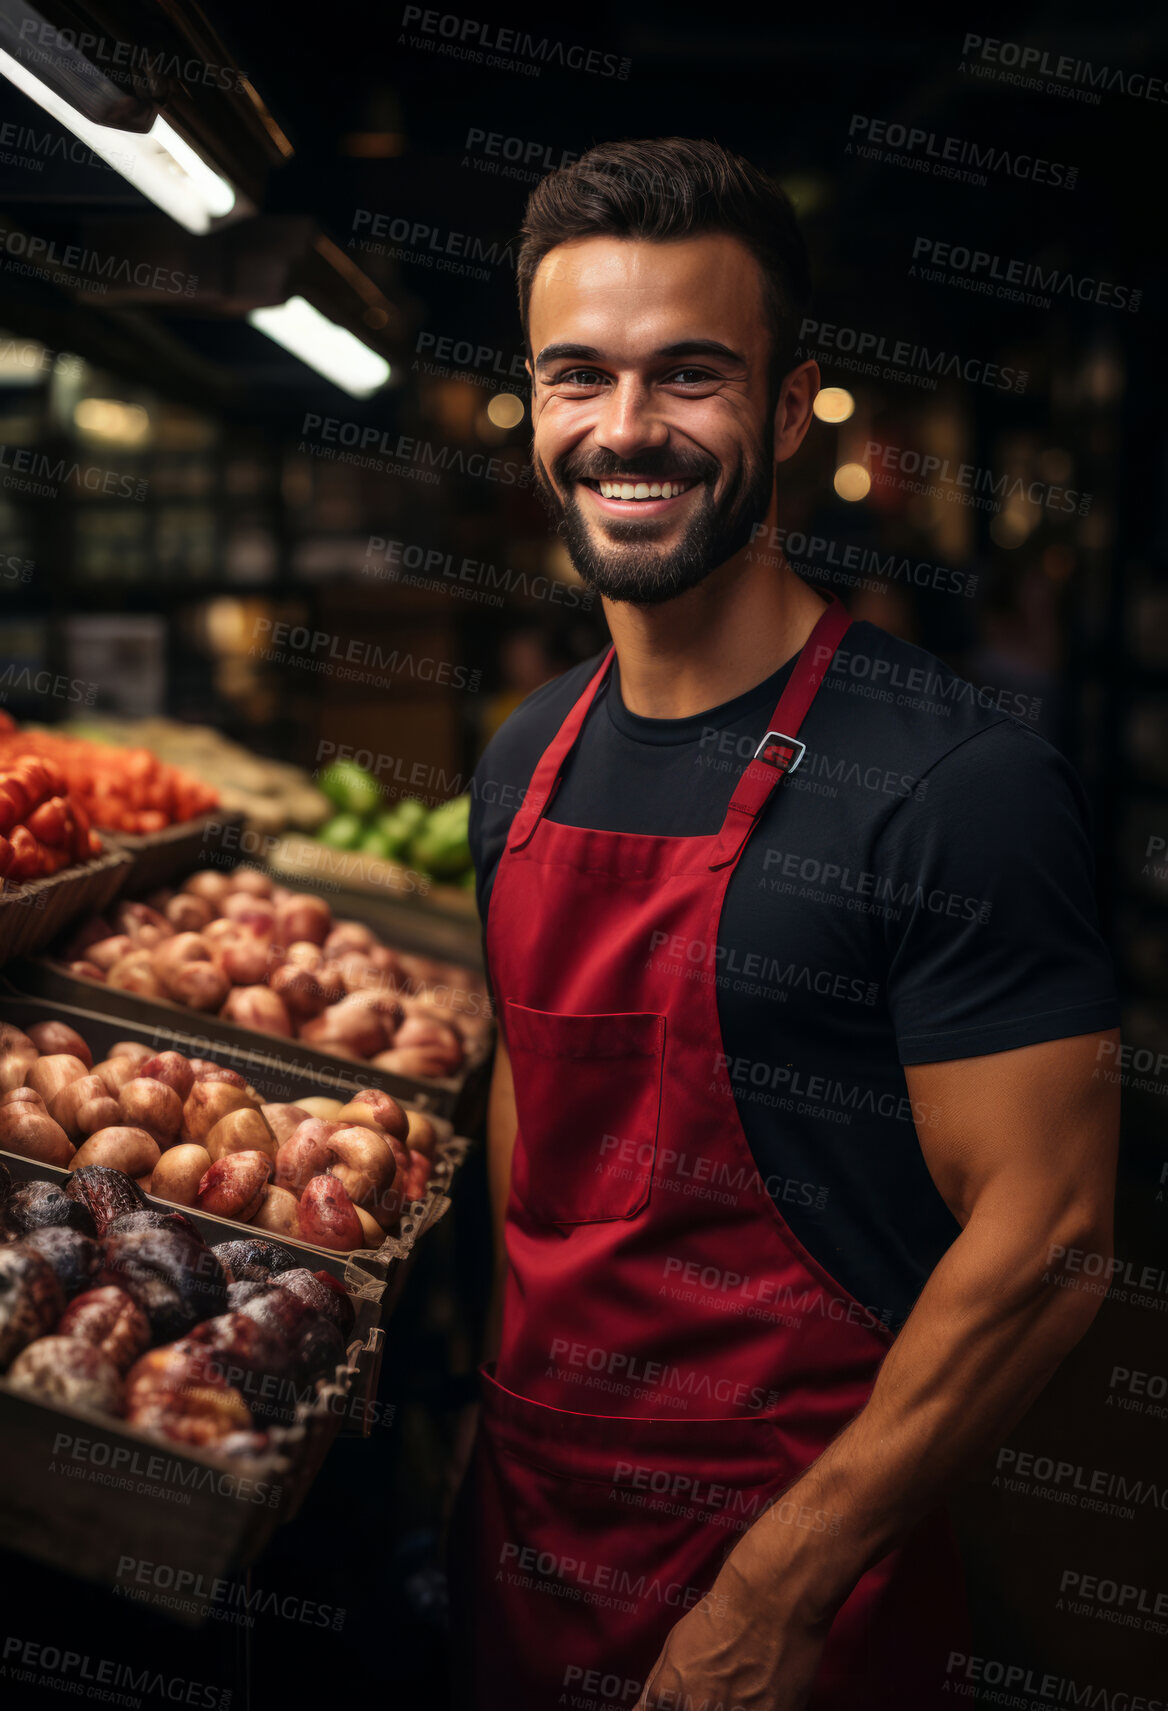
[517,137,811,389]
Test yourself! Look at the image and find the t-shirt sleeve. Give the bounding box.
[879,718,1120,1064]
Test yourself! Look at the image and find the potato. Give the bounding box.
[118,1078,183,1148]
[195,1151,272,1221]
[165,894,215,933]
[106,953,165,998]
[204,1107,277,1165]
[92,1056,143,1098]
[275,893,331,947]
[137,1051,195,1100]
[295,1097,344,1121]
[275,1120,339,1196]
[0,1103,74,1166]
[25,1054,90,1103]
[251,1184,301,1239]
[48,1074,116,1141]
[405,1109,438,1161]
[260,1103,311,1145]
[26,1021,92,1067]
[220,986,292,1037]
[326,1125,395,1210]
[0,1024,39,1093]
[181,1080,254,1146]
[150,1144,212,1208]
[86,935,134,972]
[108,1042,153,1065]
[166,962,231,1013]
[229,866,273,898]
[298,1174,363,1251]
[336,1087,410,1142]
[182,869,233,905]
[71,1126,160,1178]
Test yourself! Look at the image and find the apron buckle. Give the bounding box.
[753,730,807,776]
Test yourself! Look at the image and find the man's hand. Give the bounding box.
[637,1533,829,1711]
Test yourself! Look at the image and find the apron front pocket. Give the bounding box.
[505,1001,665,1225]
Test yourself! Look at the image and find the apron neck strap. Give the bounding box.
[504,594,852,860]
[707,594,852,872]
[506,647,616,852]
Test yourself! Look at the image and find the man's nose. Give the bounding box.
[592,379,669,460]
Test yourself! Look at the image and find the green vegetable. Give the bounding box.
[317,760,383,817]
[318,811,366,850]
[358,827,393,859]
[408,794,472,879]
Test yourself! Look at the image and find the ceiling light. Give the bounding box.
[0,48,237,233]
[248,297,391,397]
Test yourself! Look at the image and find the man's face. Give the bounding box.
[527,233,777,605]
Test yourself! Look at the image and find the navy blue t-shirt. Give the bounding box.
[470,619,1119,1330]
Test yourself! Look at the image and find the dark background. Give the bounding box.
[0,2,1166,1705]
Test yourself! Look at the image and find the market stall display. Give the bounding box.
[60,717,332,838]
[0,725,219,835]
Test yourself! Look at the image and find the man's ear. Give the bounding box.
[775,358,820,466]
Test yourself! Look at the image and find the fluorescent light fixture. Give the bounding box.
[0,46,236,232]
[248,296,391,397]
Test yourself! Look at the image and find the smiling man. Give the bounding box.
[449,138,1120,1711]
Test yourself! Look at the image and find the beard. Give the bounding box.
[533,424,776,606]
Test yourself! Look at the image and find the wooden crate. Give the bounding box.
[102,810,246,898]
[0,850,131,963]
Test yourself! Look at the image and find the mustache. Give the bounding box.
[555,447,719,484]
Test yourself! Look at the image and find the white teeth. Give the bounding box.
[595,479,692,500]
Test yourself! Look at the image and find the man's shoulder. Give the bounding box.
[824,620,1042,771]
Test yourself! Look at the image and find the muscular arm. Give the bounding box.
[483,1037,516,1363]
[640,1027,1120,1708]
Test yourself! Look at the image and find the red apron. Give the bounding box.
[450,597,967,1709]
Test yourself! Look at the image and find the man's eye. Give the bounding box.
[556,368,606,387]
[666,368,715,386]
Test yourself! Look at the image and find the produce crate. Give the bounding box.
[14,953,490,1123]
[0,1318,366,1623]
[0,850,132,964]
[102,810,247,899]
[0,992,472,1430]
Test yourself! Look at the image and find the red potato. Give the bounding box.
[67,961,106,982]
[25,1054,90,1103]
[115,901,174,948]
[61,916,114,960]
[26,1021,92,1067]
[59,1286,151,1374]
[204,1107,277,1164]
[0,1103,74,1166]
[274,1119,341,1196]
[106,953,165,999]
[150,1143,212,1208]
[137,1051,196,1101]
[195,1151,272,1221]
[181,1081,254,1146]
[92,1056,144,1098]
[202,917,240,949]
[167,963,231,1012]
[109,1042,152,1065]
[400,1148,431,1207]
[285,940,324,971]
[0,1023,38,1091]
[76,1093,122,1135]
[223,893,275,929]
[182,869,234,905]
[297,1173,364,1251]
[86,934,134,972]
[71,1126,160,1177]
[153,930,213,976]
[229,867,273,898]
[164,893,215,933]
[395,1014,463,1073]
[118,1078,183,1147]
[323,922,375,959]
[216,931,273,987]
[48,1074,115,1141]
[372,1047,450,1080]
[295,1098,344,1121]
[251,1184,301,1239]
[275,893,331,946]
[187,1059,247,1088]
[299,998,388,1059]
[269,963,330,1020]
[260,1104,311,1145]
[335,1087,410,1142]
[220,987,292,1038]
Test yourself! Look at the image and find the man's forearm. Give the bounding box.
[731,1203,1111,1627]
